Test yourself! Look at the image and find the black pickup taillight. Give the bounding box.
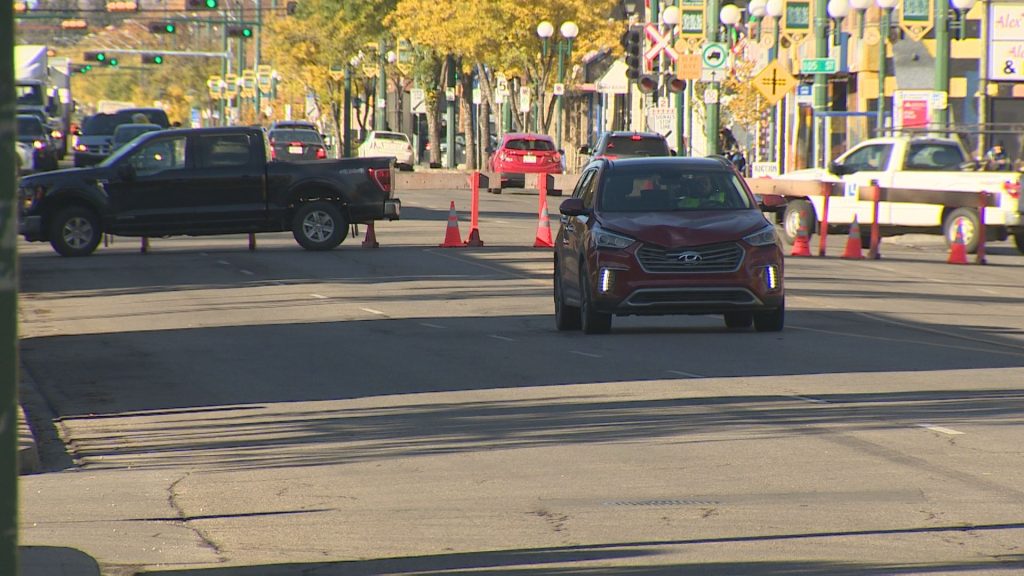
[369,167,391,195]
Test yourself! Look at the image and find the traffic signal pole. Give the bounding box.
[1,0,20,574]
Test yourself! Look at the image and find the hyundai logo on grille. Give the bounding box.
[676,251,703,264]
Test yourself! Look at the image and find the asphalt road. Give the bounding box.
[16,187,1024,576]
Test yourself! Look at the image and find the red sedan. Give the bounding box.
[489,133,563,187]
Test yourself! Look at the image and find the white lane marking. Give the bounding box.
[790,395,829,404]
[361,308,386,316]
[420,322,446,329]
[492,220,509,224]
[490,335,516,342]
[310,294,328,299]
[667,370,703,378]
[917,424,965,435]
[216,260,231,266]
[978,288,999,295]
[239,269,255,276]
[571,350,603,358]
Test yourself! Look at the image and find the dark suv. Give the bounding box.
[579,131,672,163]
[73,108,171,167]
[554,157,785,334]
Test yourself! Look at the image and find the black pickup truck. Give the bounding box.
[18,126,401,256]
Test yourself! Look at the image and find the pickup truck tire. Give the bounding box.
[292,201,347,251]
[49,206,101,257]
[781,200,814,245]
[943,208,980,254]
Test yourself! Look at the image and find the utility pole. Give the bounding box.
[1,1,20,575]
[376,37,387,131]
[933,0,950,128]
[706,0,721,154]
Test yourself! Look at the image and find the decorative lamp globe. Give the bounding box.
[849,0,872,9]
[951,0,976,9]
[766,0,785,18]
[560,21,578,39]
[536,21,554,39]
[876,0,899,9]
[720,4,742,25]
[661,5,680,26]
[828,0,851,18]
[749,0,767,18]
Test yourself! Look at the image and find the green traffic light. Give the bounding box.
[242,27,252,37]
[109,58,119,66]
[205,0,217,7]
[96,53,106,61]
[154,55,163,64]
[165,23,175,33]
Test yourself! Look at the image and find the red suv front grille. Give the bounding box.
[636,242,744,273]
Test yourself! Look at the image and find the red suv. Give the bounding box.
[489,133,563,187]
[554,156,784,334]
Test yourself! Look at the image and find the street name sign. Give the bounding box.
[800,58,837,74]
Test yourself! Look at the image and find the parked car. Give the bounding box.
[269,120,319,132]
[578,131,673,165]
[358,131,415,170]
[488,133,563,187]
[554,156,784,334]
[16,113,59,171]
[18,126,400,256]
[111,123,162,152]
[73,107,171,167]
[16,141,35,175]
[268,128,328,161]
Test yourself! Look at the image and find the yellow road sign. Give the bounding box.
[752,60,797,106]
[676,54,702,80]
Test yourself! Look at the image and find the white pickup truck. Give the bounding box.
[771,136,1023,253]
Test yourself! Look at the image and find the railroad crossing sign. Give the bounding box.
[644,23,678,64]
[701,42,728,70]
[752,60,797,106]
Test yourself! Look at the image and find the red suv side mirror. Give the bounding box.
[559,198,588,217]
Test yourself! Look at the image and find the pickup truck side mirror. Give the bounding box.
[828,160,849,176]
[578,145,591,155]
[559,197,589,217]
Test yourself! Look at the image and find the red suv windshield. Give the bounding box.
[600,167,752,212]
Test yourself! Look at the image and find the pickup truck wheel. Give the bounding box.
[943,208,980,254]
[782,200,814,245]
[293,202,347,251]
[49,206,101,257]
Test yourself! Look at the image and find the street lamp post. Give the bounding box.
[375,37,387,131]
[536,21,554,133]
[875,0,898,134]
[934,0,977,128]
[661,5,683,156]
[344,54,359,158]
[706,0,722,155]
[555,21,578,151]
[818,0,850,167]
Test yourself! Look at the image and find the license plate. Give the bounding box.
[288,146,303,154]
[524,155,537,163]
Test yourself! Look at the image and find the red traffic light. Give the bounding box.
[637,75,658,94]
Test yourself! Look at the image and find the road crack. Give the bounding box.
[168,473,225,561]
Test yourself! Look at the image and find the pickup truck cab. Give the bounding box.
[774,136,1022,253]
[18,126,400,256]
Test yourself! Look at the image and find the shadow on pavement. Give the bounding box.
[19,546,101,576]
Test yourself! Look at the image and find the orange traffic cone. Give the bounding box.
[440,201,464,248]
[947,221,968,264]
[361,221,379,248]
[790,221,811,257]
[841,216,865,260]
[534,198,554,248]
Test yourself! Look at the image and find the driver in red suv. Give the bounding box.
[553,156,784,334]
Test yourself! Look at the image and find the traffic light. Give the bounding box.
[107,57,119,67]
[141,53,165,65]
[149,21,176,33]
[666,78,687,92]
[227,25,253,38]
[623,25,643,80]
[637,74,658,94]
[188,0,218,9]
[72,64,92,74]
[84,51,107,63]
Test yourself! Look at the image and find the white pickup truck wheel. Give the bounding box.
[943,208,980,254]
[782,200,814,245]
